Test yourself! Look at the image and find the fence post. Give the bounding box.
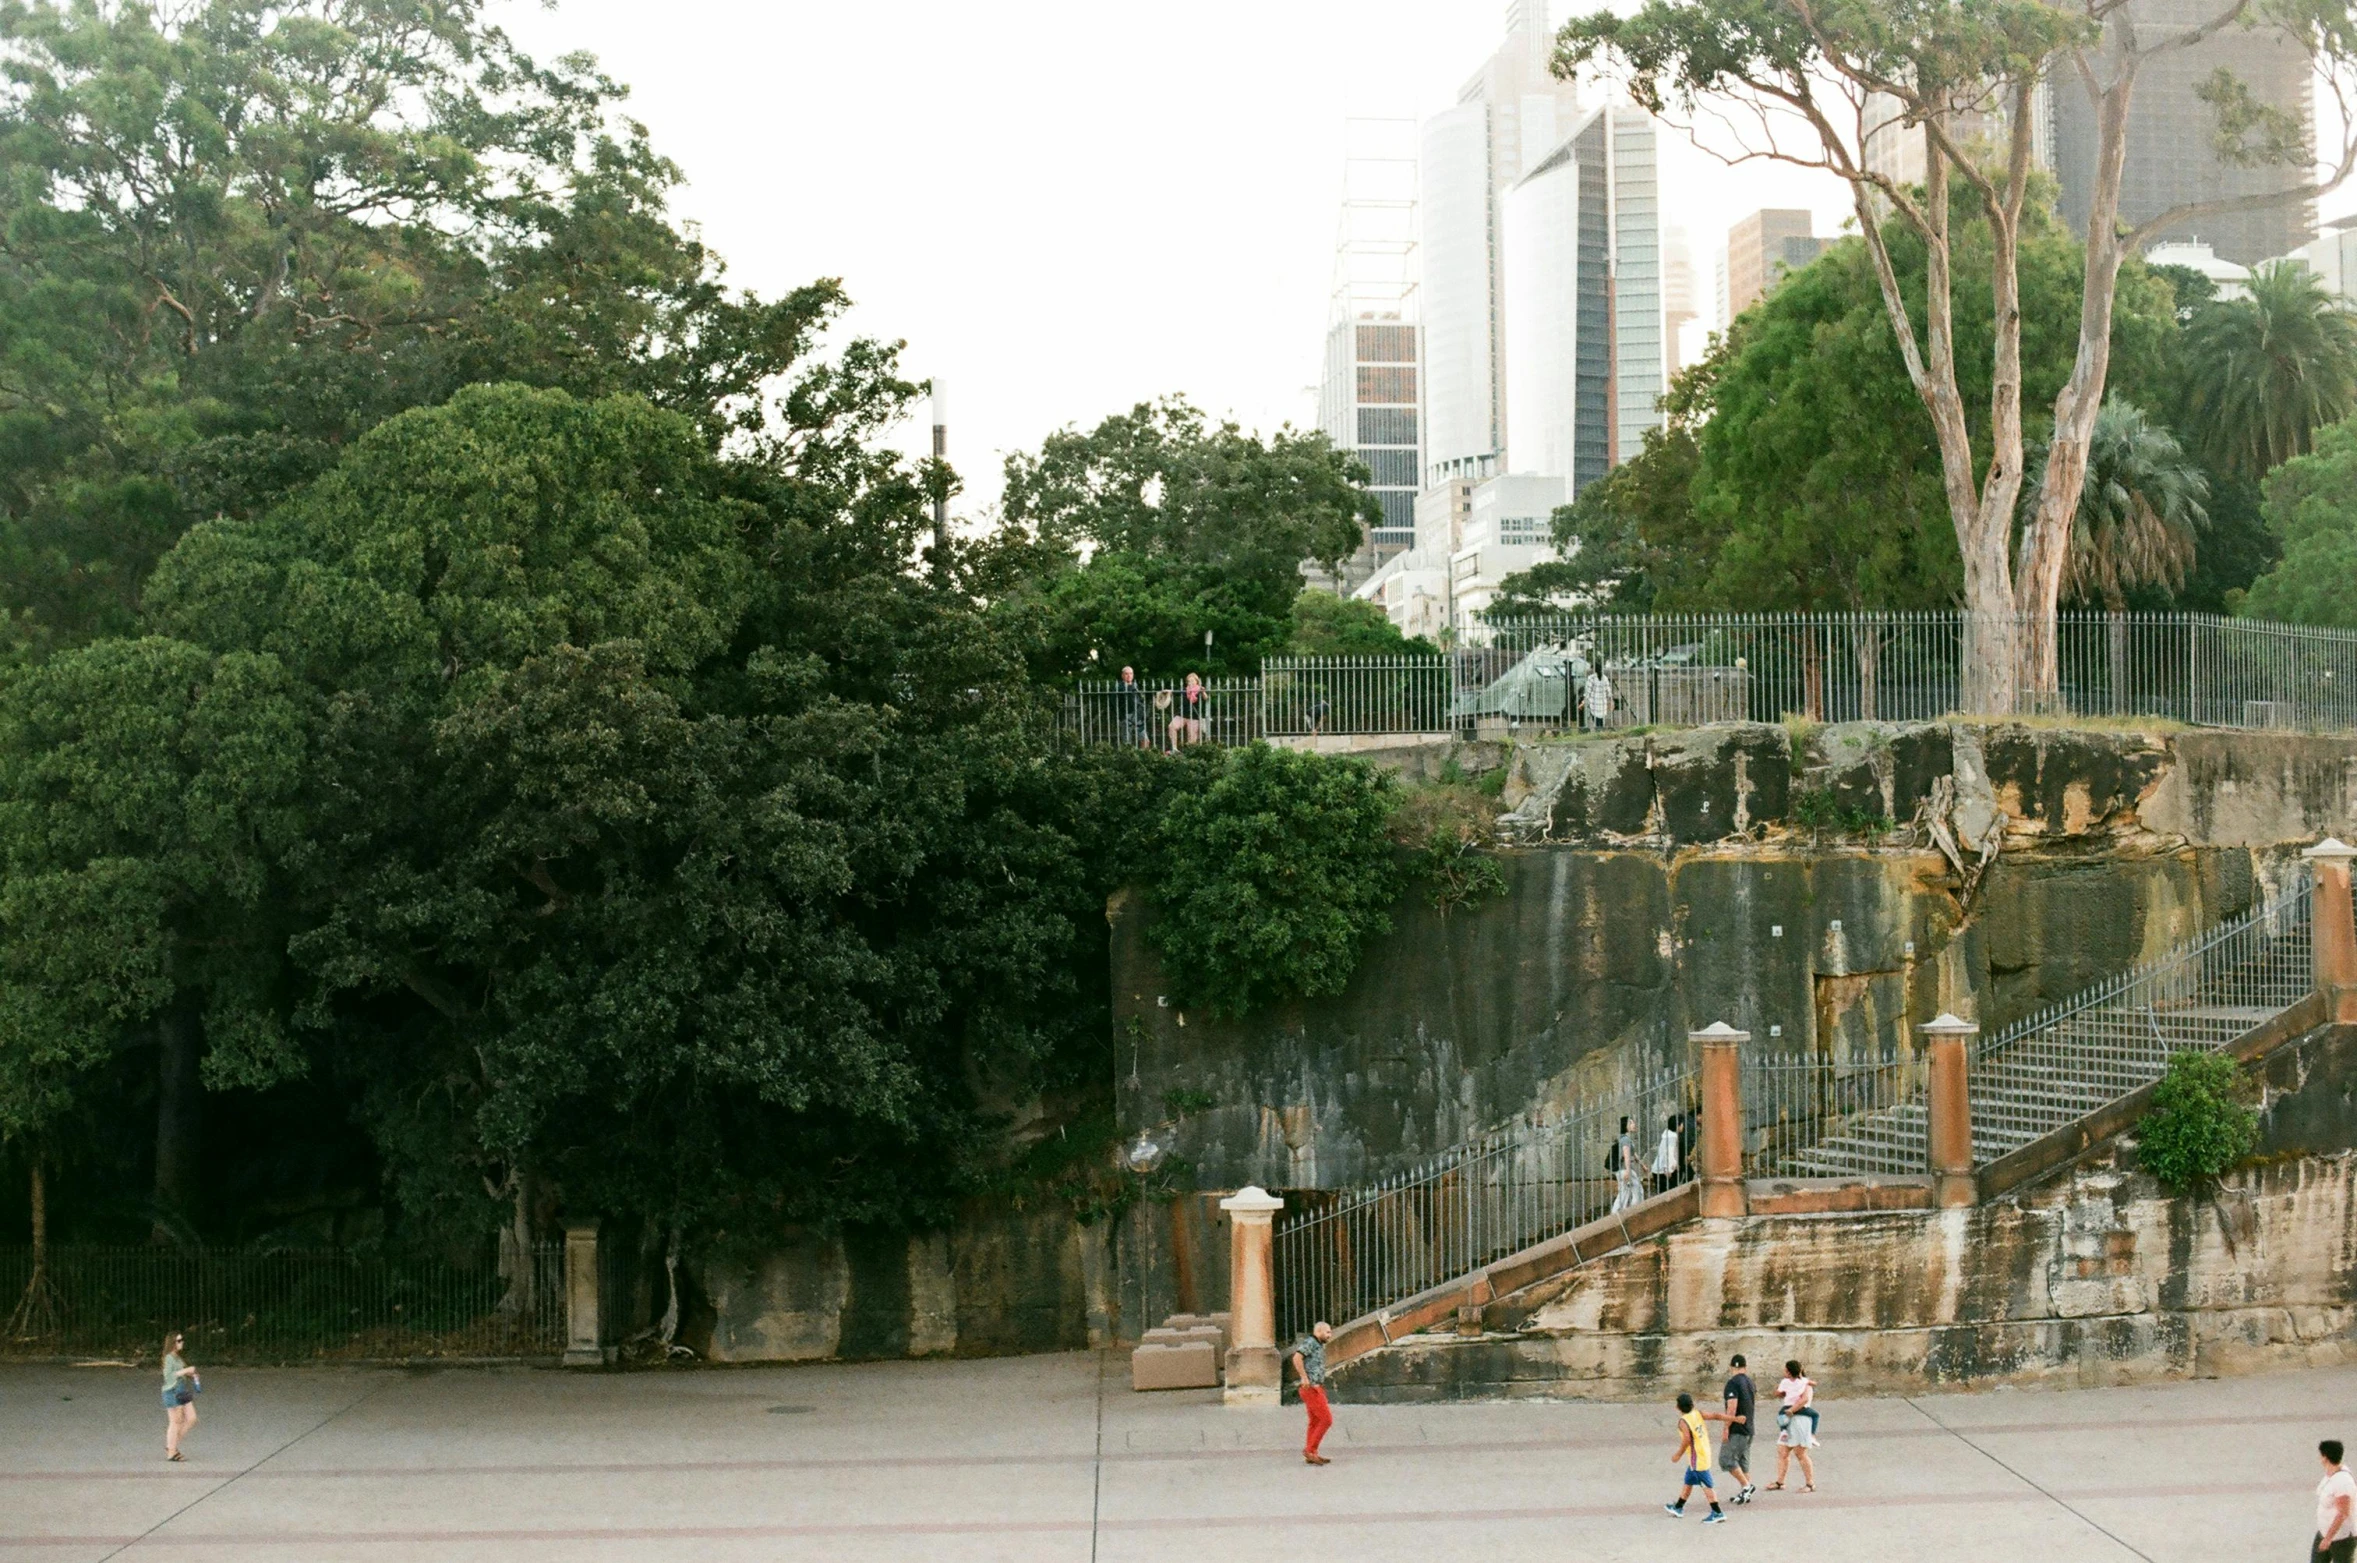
[1921,1014,1979,1208]
[562,1219,606,1367]
[1218,1186,1285,1407]
[2304,838,2357,1022]
[1693,1022,1749,1218]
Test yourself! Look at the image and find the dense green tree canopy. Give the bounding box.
[1493,206,2178,616]
[985,399,1375,680]
[2240,419,2357,628]
[2176,262,2357,483]
[0,0,832,650]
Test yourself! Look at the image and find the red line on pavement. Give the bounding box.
[0,1405,2335,1486]
[0,1481,2306,1551]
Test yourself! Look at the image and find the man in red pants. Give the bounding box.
[1289,1322,1336,1465]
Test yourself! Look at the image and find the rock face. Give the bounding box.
[1111,723,2355,1340]
[1329,1023,2357,1402]
[677,1200,1112,1363]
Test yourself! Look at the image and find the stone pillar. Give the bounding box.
[1692,1021,1748,1218]
[1921,1014,1979,1208]
[563,1219,605,1367]
[2305,838,2357,1023]
[1218,1185,1284,1406]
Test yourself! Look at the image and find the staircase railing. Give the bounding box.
[1740,871,2313,1179]
[1966,870,2312,1164]
[1273,1067,1695,1342]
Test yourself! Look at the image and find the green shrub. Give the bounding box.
[1789,786,1890,841]
[1147,745,1401,1017]
[2138,1050,2260,1192]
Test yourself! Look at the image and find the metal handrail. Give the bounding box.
[1273,1066,1695,1340]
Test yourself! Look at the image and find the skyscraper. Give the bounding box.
[1317,121,1422,564]
[1502,105,1665,490]
[1723,209,1825,318]
[1419,1,1586,483]
[2049,0,2311,266]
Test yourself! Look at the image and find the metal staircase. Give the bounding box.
[1751,875,2314,1179]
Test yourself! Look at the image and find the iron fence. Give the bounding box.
[1273,1067,1696,1341]
[1063,677,1262,750]
[1261,656,1451,737]
[0,1243,566,1362]
[1064,611,2357,746]
[1742,1051,1928,1178]
[1966,871,2314,1166]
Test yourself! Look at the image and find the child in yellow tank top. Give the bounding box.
[1666,1392,1726,1522]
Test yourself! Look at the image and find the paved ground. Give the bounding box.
[1,1352,2342,1559]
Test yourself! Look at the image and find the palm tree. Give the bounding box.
[2025,398,2209,612]
[2178,261,2357,481]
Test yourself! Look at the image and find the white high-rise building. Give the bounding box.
[1316,121,1422,571]
[1503,105,1665,491]
[1418,1,1584,485]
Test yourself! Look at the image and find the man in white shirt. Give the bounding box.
[2315,1439,2357,1562]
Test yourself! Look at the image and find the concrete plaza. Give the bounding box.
[2,1351,2342,1560]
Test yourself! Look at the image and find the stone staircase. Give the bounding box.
[1777,886,2314,1179]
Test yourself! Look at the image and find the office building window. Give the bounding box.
[1359,408,1418,445]
[1356,324,1417,362]
[1357,366,1417,405]
[1500,513,1550,545]
[1362,448,1418,487]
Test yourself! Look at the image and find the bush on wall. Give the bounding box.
[2137,1049,2260,1192]
[1147,745,1400,1018]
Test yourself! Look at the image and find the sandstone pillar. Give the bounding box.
[563,1219,605,1367]
[2305,838,2357,1023]
[1921,1014,1979,1208]
[1218,1185,1284,1406]
[1692,1022,1748,1218]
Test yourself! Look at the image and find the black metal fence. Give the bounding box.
[0,1243,565,1362]
[1065,611,2357,745]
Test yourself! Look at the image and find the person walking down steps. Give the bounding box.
[1291,1322,1336,1466]
[1610,1116,1645,1214]
[1663,1392,1727,1523]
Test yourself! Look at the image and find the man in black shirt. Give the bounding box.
[1703,1353,1758,1504]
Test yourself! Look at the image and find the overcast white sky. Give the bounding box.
[495,1,1857,504]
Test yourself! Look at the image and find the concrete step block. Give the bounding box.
[1131,1340,1219,1392]
[1162,1312,1232,1353]
[1142,1325,1225,1357]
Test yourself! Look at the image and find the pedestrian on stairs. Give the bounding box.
[1610,1116,1644,1214]
[1651,1114,1683,1196]
[1663,1391,1727,1524]
[1290,1322,1335,1466]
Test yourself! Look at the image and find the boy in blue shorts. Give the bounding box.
[1664,1391,1727,1523]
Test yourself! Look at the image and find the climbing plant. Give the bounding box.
[2137,1050,2260,1192]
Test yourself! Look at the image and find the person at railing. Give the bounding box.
[161,1329,199,1462]
[1582,666,1614,732]
[1115,665,1149,749]
[1610,1116,1645,1214]
[1305,695,1330,736]
[1652,1113,1684,1196]
[1169,672,1210,749]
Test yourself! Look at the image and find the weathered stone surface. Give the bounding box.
[1502,720,2357,850]
[1116,845,2272,1192]
[684,1200,1109,1363]
[1327,1024,2357,1402]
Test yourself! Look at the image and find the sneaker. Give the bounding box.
[1702,1510,1727,1525]
[1731,1490,1750,1506]
[1741,1484,1758,1501]
[1663,1503,1684,1517]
